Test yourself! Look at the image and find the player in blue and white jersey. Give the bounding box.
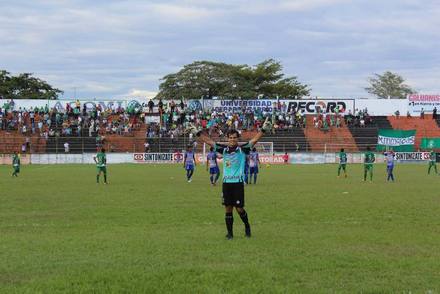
[206,147,220,186]
[248,148,260,184]
[383,149,395,181]
[184,145,196,182]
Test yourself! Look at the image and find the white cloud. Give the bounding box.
[1,0,439,99]
[148,3,219,22]
[122,89,158,99]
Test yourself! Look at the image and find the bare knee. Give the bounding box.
[235,207,244,214]
[225,206,233,213]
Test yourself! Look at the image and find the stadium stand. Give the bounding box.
[2,100,440,153]
[347,116,393,151]
[387,116,440,149]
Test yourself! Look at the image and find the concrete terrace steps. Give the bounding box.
[304,116,358,152]
[387,116,440,148]
[0,133,46,153]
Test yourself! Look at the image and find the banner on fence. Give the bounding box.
[377,129,416,151]
[408,94,440,114]
[394,152,431,162]
[204,99,355,114]
[420,138,440,150]
[0,153,31,165]
[133,153,184,163]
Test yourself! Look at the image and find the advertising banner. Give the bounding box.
[394,152,431,162]
[420,138,440,150]
[408,94,440,114]
[0,153,31,165]
[133,152,184,163]
[204,99,354,114]
[377,129,416,151]
[0,99,161,113]
[285,99,354,114]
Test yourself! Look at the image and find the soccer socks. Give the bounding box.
[96,175,99,183]
[225,212,234,237]
[239,210,249,226]
[210,175,214,184]
[214,173,220,183]
[104,173,107,184]
[187,170,194,180]
[239,210,251,237]
[253,174,257,184]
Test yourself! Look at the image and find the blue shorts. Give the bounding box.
[185,164,194,171]
[209,166,219,174]
[249,166,259,174]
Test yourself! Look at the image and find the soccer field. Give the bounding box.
[1,163,439,293]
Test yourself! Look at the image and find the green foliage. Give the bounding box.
[365,71,416,99]
[0,70,63,100]
[156,59,311,100]
[1,163,439,292]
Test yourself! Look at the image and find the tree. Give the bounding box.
[0,70,63,99]
[365,71,415,99]
[155,59,310,99]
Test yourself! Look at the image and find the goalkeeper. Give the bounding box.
[189,118,272,240]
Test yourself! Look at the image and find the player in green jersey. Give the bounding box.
[363,146,375,182]
[12,151,20,177]
[94,148,107,184]
[428,149,437,174]
[337,148,348,178]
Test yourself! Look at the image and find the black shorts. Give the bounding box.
[222,182,245,207]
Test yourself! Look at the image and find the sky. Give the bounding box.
[1,0,439,100]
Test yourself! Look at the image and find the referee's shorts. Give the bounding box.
[222,182,245,207]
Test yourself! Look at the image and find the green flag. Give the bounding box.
[420,138,440,150]
[377,129,416,151]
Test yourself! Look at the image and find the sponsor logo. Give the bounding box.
[188,100,203,111]
[134,153,144,160]
[287,100,349,113]
[394,152,430,161]
[378,136,415,146]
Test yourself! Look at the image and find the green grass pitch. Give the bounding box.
[1,163,439,293]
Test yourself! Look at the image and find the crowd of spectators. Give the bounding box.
[0,99,379,141]
[0,99,140,140]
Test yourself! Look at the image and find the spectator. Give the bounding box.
[433,107,437,119]
[64,142,70,153]
[144,140,150,153]
[148,99,154,113]
[420,108,425,119]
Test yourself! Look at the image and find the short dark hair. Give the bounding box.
[340,148,344,152]
[210,147,214,152]
[366,146,370,151]
[227,129,240,138]
[252,147,257,152]
[101,148,106,153]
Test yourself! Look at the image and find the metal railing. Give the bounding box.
[0,135,387,154]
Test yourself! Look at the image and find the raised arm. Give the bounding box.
[249,117,271,146]
[198,132,216,147]
[249,130,264,147]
